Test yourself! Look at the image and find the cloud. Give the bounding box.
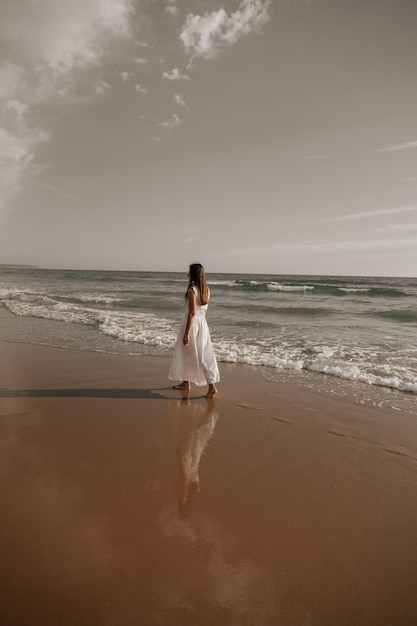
[228,237,417,258]
[0,127,48,211]
[174,93,187,108]
[166,1,179,17]
[120,71,130,82]
[0,0,135,213]
[179,0,271,62]
[1,0,135,74]
[374,222,417,233]
[320,206,416,224]
[302,154,333,161]
[95,81,111,95]
[135,84,148,94]
[374,140,417,153]
[162,68,190,80]
[158,114,181,131]
[287,237,417,255]
[3,98,29,120]
[134,57,148,64]
[25,175,88,205]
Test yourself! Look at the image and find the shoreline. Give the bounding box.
[1,338,417,624]
[1,307,415,415]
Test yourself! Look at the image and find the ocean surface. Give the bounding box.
[1,267,416,411]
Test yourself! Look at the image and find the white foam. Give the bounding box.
[208,280,237,287]
[5,299,96,325]
[267,283,314,292]
[211,338,417,394]
[98,311,177,348]
[2,288,416,395]
[80,294,123,304]
[338,287,371,293]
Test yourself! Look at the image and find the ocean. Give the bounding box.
[1,267,416,412]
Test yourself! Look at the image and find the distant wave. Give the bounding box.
[211,279,316,293]
[267,283,314,292]
[208,280,238,287]
[220,303,334,317]
[210,279,409,298]
[338,287,370,293]
[374,309,417,323]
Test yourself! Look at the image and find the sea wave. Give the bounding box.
[209,280,240,287]
[79,294,124,304]
[209,279,410,298]
[213,340,417,393]
[373,309,417,323]
[2,293,177,339]
[2,285,416,395]
[267,283,314,292]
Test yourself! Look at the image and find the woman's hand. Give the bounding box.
[183,334,189,346]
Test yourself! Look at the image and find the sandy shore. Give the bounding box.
[1,339,417,626]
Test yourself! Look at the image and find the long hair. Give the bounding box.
[186,263,209,305]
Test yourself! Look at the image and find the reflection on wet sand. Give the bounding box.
[169,397,218,518]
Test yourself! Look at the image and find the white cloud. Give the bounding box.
[0,0,135,213]
[374,140,417,153]
[135,84,148,94]
[0,126,49,212]
[25,176,88,205]
[320,206,416,224]
[0,62,25,102]
[1,0,135,75]
[229,237,417,258]
[390,222,417,231]
[120,71,130,82]
[95,81,111,95]
[166,2,179,17]
[302,154,333,161]
[134,57,148,64]
[179,0,271,62]
[3,99,29,120]
[374,222,417,233]
[174,93,187,108]
[162,67,190,80]
[158,113,181,131]
[287,238,417,255]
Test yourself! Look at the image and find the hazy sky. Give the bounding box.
[1,0,417,276]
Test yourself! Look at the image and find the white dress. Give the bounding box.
[169,287,220,386]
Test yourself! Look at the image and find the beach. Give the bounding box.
[1,334,417,625]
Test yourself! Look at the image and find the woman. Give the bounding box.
[169,263,220,398]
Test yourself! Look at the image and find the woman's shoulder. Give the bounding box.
[186,285,197,299]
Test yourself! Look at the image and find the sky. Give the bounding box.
[1,0,417,277]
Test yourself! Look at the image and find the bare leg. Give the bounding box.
[173,381,191,390]
[205,384,218,398]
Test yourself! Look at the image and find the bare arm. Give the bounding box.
[183,287,196,345]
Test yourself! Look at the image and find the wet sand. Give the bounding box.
[1,339,417,626]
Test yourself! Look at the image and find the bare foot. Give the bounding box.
[173,382,190,390]
[205,385,218,398]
